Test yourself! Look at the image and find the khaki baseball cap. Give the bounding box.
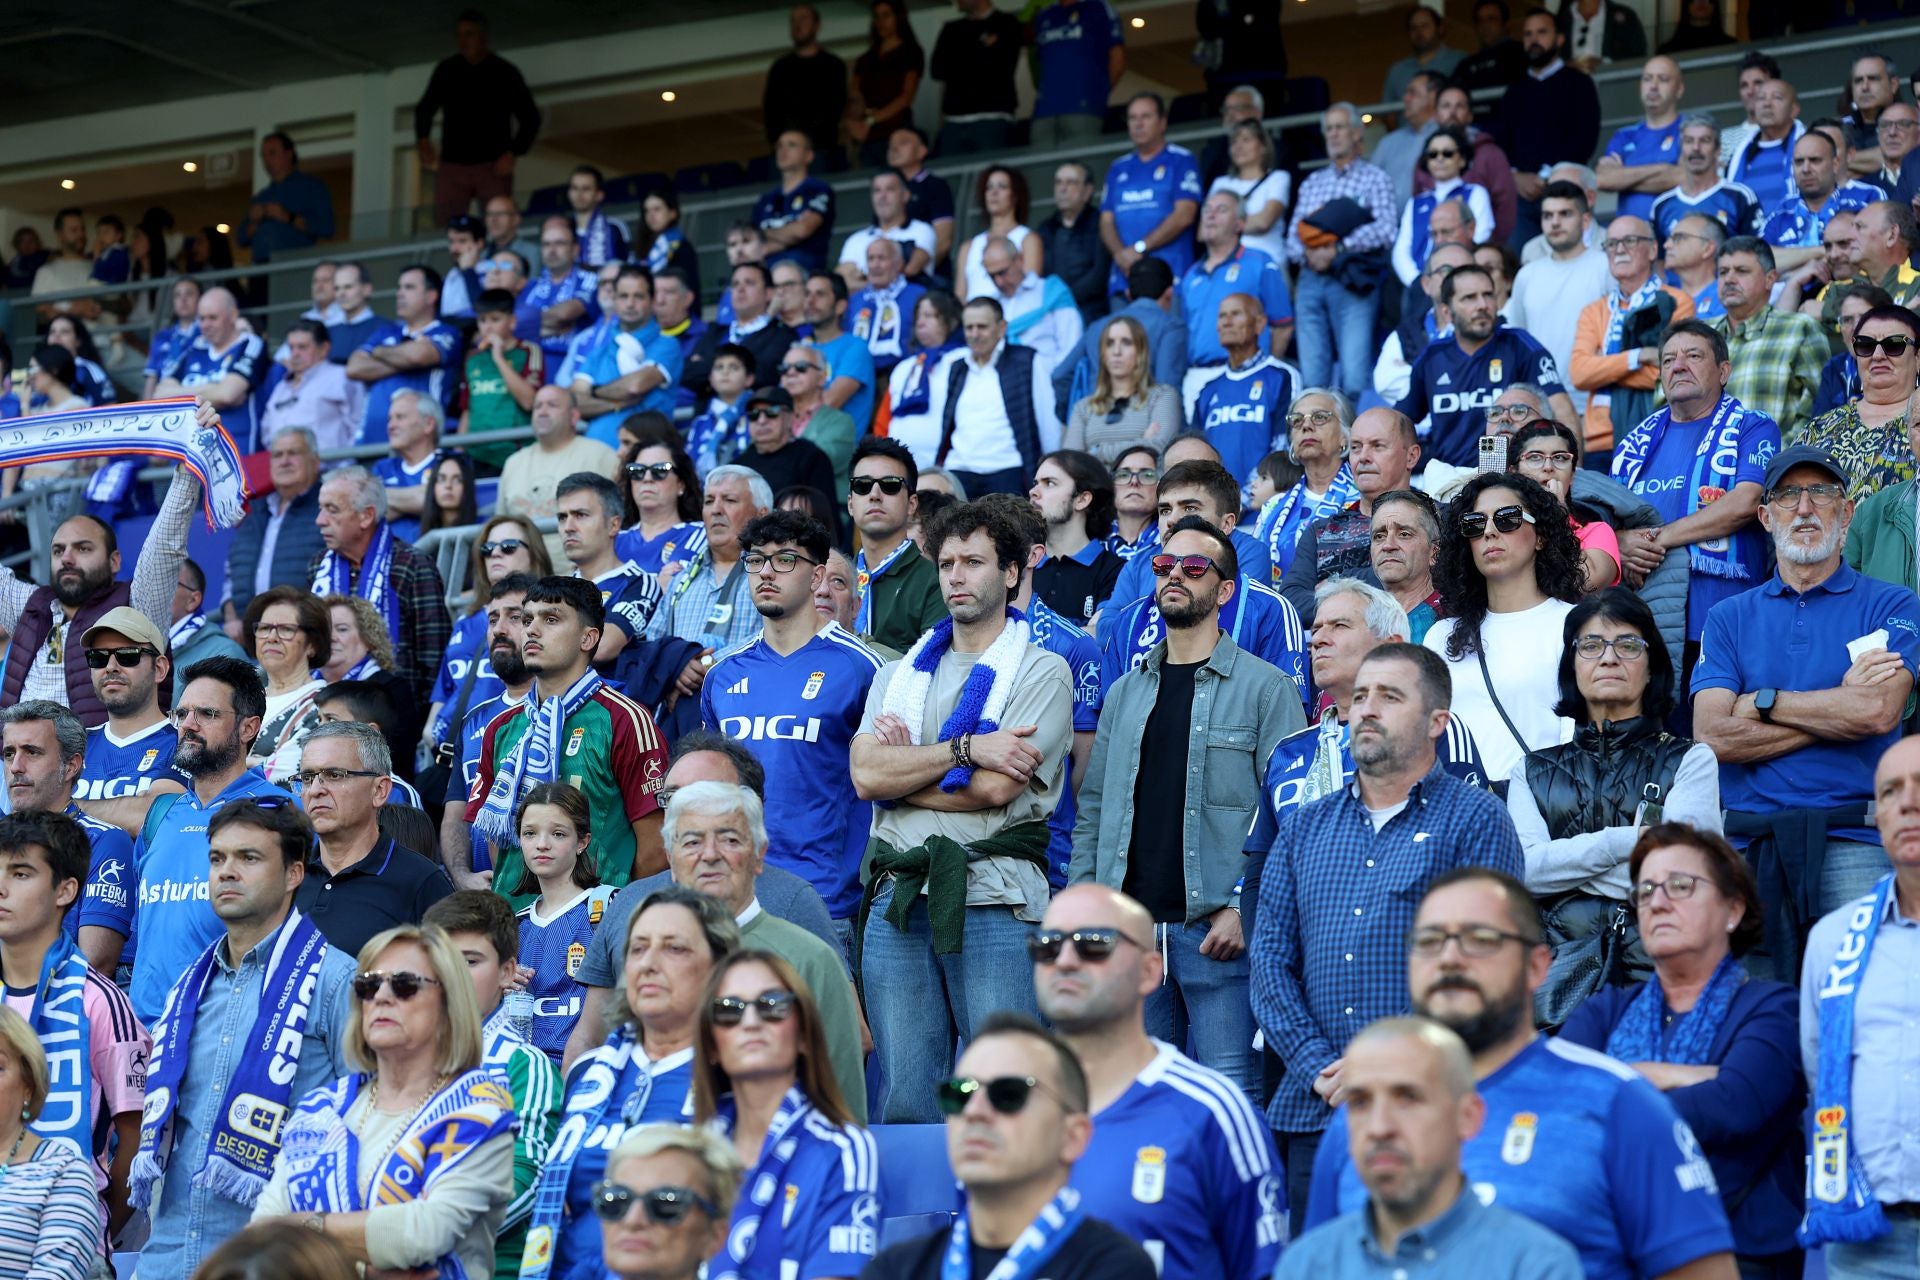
[81,606,169,655]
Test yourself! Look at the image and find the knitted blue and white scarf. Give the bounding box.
[880,608,1031,793]
[130,909,330,1209]
[893,342,961,418]
[708,1087,816,1280]
[1801,874,1896,1248]
[942,1184,1086,1280]
[473,669,604,844]
[1605,952,1743,1065]
[1257,465,1360,579]
[1604,275,1664,354]
[18,934,94,1163]
[312,518,401,638]
[1612,394,1761,583]
[0,396,248,527]
[856,279,913,364]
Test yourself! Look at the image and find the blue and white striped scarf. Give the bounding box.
[473,670,604,844]
[854,538,914,635]
[1604,275,1664,355]
[880,608,1031,793]
[708,1087,816,1280]
[1612,394,1761,583]
[17,935,94,1163]
[0,396,248,526]
[942,1184,1086,1280]
[312,519,401,640]
[1257,464,1360,579]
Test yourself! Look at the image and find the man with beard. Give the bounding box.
[1302,868,1739,1280]
[1693,446,1920,977]
[439,573,535,888]
[1488,10,1599,247]
[1033,884,1284,1280]
[1249,643,1519,1228]
[75,606,187,835]
[1071,517,1302,1097]
[126,656,290,1023]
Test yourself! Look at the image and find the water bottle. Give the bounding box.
[504,989,535,1042]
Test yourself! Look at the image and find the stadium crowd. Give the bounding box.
[13,3,1920,1279]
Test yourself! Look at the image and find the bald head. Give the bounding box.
[1034,885,1160,1036]
[981,236,1024,295]
[196,285,241,346]
[1875,736,1920,869]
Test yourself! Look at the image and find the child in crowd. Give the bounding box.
[682,343,756,477]
[514,783,616,1068]
[88,215,129,286]
[459,287,544,468]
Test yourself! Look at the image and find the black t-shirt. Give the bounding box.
[1124,657,1200,923]
[740,438,842,536]
[1031,551,1122,627]
[860,1217,1157,1280]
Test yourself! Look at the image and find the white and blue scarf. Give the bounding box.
[168,611,207,653]
[0,396,248,527]
[1105,523,1159,562]
[1605,953,1743,1065]
[646,227,685,276]
[278,1069,516,1280]
[313,519,402,638]
[854,538,915,634]
[943,1184,1086,1280]
[856,279,912,364]
[17,934,94,1162]
[1257,465,1360,579]
[130,909,331,1210]
[708,1087,816,1280]
[1801,874,1896,1248]
[1613,395,1761,583]
[1604,275,1664,355]
[893,343,961,418]
[687,400,751,476]
[881,608,1031,793]
[576,208,624,267]
[473,670,603,844]
[1005,277,1078,346]
[318,655,380,683]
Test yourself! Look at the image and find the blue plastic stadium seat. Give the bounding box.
[605,172,669,206]
[744,154,774,187]
[872,1123,959,1245]
[674,162,746,195]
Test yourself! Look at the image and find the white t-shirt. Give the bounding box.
[1424,598,1576,782]
[1504,248,1611,414]
[961,225,1034,301]
[840,221,939,273]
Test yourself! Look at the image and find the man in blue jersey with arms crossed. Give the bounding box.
[1304,867,1740,1279]
[345,263,461,448]
[1035,883,1283,1280]
[701,509,884,956]
[1101,93,1202,304]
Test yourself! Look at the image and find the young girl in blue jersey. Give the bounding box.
[515,784,617,1067]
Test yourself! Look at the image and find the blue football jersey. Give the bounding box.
[614,522,704,575]
[356,320,462,446]
[1192,356,1298,487]
[516,884,615,1066]
[592,562,664,646]
[1100,578,1306,710]
[371,451,438,545]
[1396,324,1568,468]
[427,611,503,743]
[720,1113,884,1280]
[1603,120,1683,222]
[1069,1043,1284,1280]
[1103,144,1204,293]
[77,720,184,804]
[1650,181,1761,242]
[1759,181,1879,249]
[1033,0,1124,120]
[164,332,268,451]
[700,623,883,919]
[1308,1036,1736,1280]
[1030,600,1103,889]
[70,803,136,951]
[753,177,837,270]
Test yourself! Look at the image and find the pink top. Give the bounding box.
[5,966,150,1193]
[1573,518,1621,587]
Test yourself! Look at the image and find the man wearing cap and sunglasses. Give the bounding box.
[736,384,839,532]
[1693,443,1920,980]
[74,605,188,837]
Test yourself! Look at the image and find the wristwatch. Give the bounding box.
[1132,239,1148,254]
[1755,688,1779,724]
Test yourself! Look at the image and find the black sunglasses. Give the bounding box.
[849,475,909,496]
[1424,147,1462,160]
[352,971,443,1002]
[591,1181,718,1225]
[625,463,675,481]
[84,647,155,669]
[747,408,785,422]
[1853,333,1916,359]
[1026,927,1144,965]
[709,990,798,1027]
[936,1074,1064,1117]
[777,362,821,376]
[1150,553,1220,580]
[479,538,526,556]
[1458,505,1536,539]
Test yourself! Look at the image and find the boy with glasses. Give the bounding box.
[846,437,947,651]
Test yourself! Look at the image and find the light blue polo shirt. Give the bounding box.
[1178,245,1292,367]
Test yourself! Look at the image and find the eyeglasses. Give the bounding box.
[1285,409,1338,429]
[591,1181,719,1226]
[1485,404,1540,423]
[936,1075,1066,1117]
[1516,449,1576,471]
[1114,467,1159,486]
[625,463,675,481]
[1572,634,1650,660]
[849,475,909,496]
[253,623,306,640]
[776,362,820,376]
[709,990,798,1027]
[479,538,527,556]
[482,257,519,273]
[84,647,155,669]
[352,971,443,1001]
[1601,236,1655,252]
[743,550,819,574]
[1853,333,1916,359]
[1879,119,1920,132]
[1026,927,1144,965]
[1634,871,1709,906]
[1458,505,1536,539]
[1408,925,1541,958]
[1767,483,1845,509]
[291,767,381,790]
[1150,554,1221,580]
[1423,147,1462,160]
[747,408,786,423]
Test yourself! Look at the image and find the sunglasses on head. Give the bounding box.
[352,971,442,1002]
[84,647,154,670]
[709,990,798,1027]
[625,463,675,481]
[1150,553,1220,580]
[479,538,526,556]
[1026,926,1143,964]
[591,1181,719,1226]
[936,1074,1063,1117]
[1853,333,1916,359]
[1458,505,1536,539]
[850,475,909,496]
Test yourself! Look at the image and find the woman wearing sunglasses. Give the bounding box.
[692,949,880,1280]
[1504,588,1723,1024]
[1559,824,1803,1278]
[242,585,330,784]
[617,429,704,575]
[1391,125,1494,287]
[1426,473,1585,782]
[253,924,515,1280]
[524,887,741,1280]
[1507,419,1621,589]
[1063,315,1182,464]
[1792,303,1920,502]
[596,1125,744,1280]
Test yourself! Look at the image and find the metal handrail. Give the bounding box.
[415,514,560,614]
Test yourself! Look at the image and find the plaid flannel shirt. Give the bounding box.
[1286,158,1397,265]
[1715,306,1824,435]
[307,539,450,708]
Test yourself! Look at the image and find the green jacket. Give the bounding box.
[800,406,857,502]
[867,540,948,653]
[1845,476,1918,593]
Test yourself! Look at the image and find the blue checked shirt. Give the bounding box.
[1250,760,1522,1133]
[1286,158,1396,264]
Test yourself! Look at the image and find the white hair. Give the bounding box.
[662,780,768,854]
[704,464,774,513]
[1325,101,1362,131]
[391,389,445,433]
[1287,387,1355,450]
[323,464,387,519]
[1315,575,1410,641]
[1229,84,1266,117]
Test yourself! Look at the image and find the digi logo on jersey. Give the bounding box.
[74,776,161,801]
[1204,403,1272,429]
[718,714,823,743]
[1429,388,1501,415]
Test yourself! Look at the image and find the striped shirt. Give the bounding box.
[0,1142,103,1280]
[2,964,149,1195]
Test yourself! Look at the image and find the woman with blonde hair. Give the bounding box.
[253,924,516,1280]
[0,1006,101,1280]
[318,595,395,684]
[1064,315,1182,463]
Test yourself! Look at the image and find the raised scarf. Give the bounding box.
[0,396,248,526]
[1605,952,1744,1065]
[1258,464,1360,578]
[278,1069,517,1280]
[942,1184,1086,1280]
[880,608,1031,793]
[893,342,961,418]
[473,669,604,845]
[708,1087,817,1280]
[129,909,331,1210]
[1800,873,1895,1248]
[312,518,401,638]
[1612,394,1759,582]
[645,227,684,276]
[17,934,95,1162]
[854,538,914,635]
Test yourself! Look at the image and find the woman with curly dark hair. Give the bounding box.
[1424,472,1585,783]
